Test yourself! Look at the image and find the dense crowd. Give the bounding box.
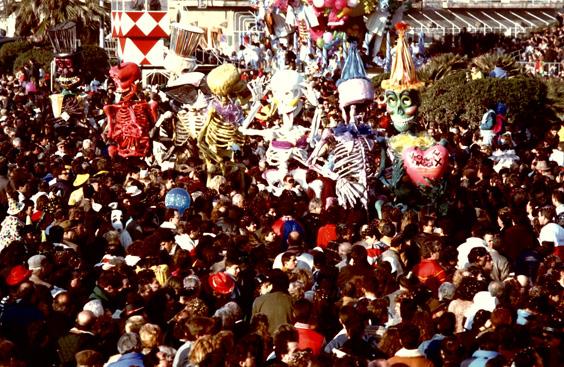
[0,31,562,367]
[516,24,564,77]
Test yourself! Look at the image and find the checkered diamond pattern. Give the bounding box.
[112,11,169,67]
[111,11,169,38]
[117,39,165,66]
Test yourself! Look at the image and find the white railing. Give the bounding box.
[518,61,563,77]
[422,0,563,9]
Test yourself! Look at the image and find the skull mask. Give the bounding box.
[55,55,80,90]
[384,89,420,133]
[270,70,304,115]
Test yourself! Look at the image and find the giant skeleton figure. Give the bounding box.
[197,64,268,181]
[306,42,378,209]
[103,63,158,158]
[239,69,323,195]
[379,22,448,200]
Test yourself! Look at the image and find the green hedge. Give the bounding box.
[419,71,550,130]
[0,40,32,74]
[13,48,54,74]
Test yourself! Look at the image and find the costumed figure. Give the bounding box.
[306,42,379,209]
[103,63,158,158]
[380,22,448,205]
[239,69,322,195]
[150,24,209,165]
[47,22,83,122]
[198,64,268,182]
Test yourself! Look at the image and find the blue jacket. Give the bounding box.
[107,352,145,367]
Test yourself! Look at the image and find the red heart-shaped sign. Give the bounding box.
[402,144,449,186]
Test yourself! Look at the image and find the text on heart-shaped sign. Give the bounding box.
[402,144,449,186]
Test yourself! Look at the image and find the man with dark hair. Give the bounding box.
[538,205,564,253]
[292,299,325,356]
[252,270,293,335]
[468,247,493,276]
[280,252,298,274]
[457,223,488,269]
[412,239,446,293]
[460,331,500,367]
[268,325,299,366]
[420,312,456,366]
[483,230,510,281]
[381,235,405,277]
[387,323,434,366]
[89,270,122,312]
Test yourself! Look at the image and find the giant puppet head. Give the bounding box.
[270,70,304,115]
[109,62,142,102]
[55,55,80,90]
[48,22,80,91]
[337,42,374,121]
[381,22,424,133]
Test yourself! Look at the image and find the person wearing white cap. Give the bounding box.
[28,254,52,289]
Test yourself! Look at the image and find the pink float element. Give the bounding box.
[402,144,449,186]
[337,78,374,108]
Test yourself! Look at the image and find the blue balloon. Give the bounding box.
[165,188,191,215]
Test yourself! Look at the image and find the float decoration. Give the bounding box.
[239,69,321,194]
[103,62,158,158]
[380,22,449,192]
[198,64,268,182]
[47,22,82,120]
[305,42,379,209]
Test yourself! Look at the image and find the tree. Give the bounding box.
[8,0,109,45]
[0,40,32,74]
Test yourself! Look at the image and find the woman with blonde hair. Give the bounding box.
[139,323,163,354]
[188,335,216,366]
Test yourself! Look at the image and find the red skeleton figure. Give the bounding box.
[103,63,158,157]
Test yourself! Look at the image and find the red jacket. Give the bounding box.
[412,259,446,293]
[294,323,325,356]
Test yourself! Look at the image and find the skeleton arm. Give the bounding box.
[241,76,270,129]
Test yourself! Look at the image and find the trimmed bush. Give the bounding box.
[0,40,32,74]
[419,71,549,130]
[13,48,54,74]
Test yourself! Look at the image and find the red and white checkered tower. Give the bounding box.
[111,0,170,66]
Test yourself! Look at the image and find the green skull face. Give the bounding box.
[384,89,419,133]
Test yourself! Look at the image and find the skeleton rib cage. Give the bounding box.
[198,113,246,165]
[175,109,206,146]
[328,136,376,209]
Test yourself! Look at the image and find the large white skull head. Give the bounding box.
[270,70,304,115]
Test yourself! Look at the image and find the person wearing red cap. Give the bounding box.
[208,272,235,309]
[0,266,43,351]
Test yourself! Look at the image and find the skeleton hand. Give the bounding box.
[302,82,319,107]
[247,76,270,103]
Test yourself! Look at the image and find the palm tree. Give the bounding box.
[8,0,110,44]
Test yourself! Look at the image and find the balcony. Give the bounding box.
[421,0,564,9]
[405,7,559,37]
[174,0,252,8]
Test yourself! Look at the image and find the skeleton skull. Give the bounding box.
[270,70,304,115]
[384,89,419,133]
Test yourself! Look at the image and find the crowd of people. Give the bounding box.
[515,24,564,77]
[0,22,562,367]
